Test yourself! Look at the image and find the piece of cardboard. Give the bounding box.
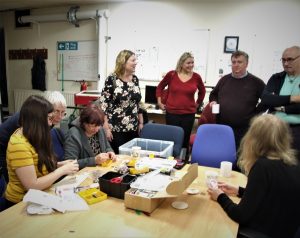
[124,164,198,213]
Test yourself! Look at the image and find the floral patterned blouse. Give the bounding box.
[99,74,142,133]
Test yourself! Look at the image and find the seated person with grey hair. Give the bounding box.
[44,91,67,162]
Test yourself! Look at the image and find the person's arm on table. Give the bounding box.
[208,162,267,224]
[16,161,78,191]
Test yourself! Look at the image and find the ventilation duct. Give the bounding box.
[18,6,110,27]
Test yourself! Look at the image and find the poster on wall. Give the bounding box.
[57,40,98,81]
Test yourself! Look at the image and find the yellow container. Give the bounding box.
[78,188,107,205]
[129,167,150,175]
[100,159,113,167]
[127,158,136,167]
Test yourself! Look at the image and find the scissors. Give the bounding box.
[110,173,129,184]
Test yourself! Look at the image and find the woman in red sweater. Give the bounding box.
[156,52,206,162]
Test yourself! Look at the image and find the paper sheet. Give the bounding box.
[130,172,174,191]
[23,189,89,213]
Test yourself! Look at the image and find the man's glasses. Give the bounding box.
[54,110,67,117]
[48,114,54,121]
[281,55,300,64]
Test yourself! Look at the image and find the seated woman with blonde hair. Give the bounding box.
[208,114,300,238]
[64,103,116,169]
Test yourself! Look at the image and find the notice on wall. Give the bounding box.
[57,40,98,81]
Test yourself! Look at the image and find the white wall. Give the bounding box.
[1,0,300,113]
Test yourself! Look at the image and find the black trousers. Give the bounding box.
[0,197,15,212]
[165,112,195,155]
[290,125,300,161]
[111,130,139,154]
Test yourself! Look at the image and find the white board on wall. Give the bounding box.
[108,29,210,82]
[57,40,98,81]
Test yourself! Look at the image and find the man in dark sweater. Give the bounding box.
[209,50,265,160]
[261,46,300,160]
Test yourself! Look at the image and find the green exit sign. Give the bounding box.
[57,41,78,50]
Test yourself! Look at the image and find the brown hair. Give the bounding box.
[231,50,249,62]
[19,95,56,174]
[80,103,105,129]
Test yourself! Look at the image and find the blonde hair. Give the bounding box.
[238,114,297,175]
[114,50,135,77]
[175,52,194,72]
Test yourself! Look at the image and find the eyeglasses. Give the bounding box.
[54,110,67,117]
[48,114,54,121]
[281,55,300,64]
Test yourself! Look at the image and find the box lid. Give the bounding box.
[149,163,198,199]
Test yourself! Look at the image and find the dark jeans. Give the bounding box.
[166,112,195,160]
[111,130,139,154]
[230,126,248,172]
[290,125,300,161]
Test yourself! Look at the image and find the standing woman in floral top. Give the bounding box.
[99,50,143,153]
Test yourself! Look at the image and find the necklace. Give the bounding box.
[287,74,299,83]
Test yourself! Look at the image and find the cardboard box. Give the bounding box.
[124,164,198,213]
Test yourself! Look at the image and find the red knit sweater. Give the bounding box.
[156,70,206,114]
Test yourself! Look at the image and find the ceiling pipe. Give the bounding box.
[18,6,110,26]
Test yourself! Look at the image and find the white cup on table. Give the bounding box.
[205,170,218,189]
[131,146,141,158]
[220,161,232,177]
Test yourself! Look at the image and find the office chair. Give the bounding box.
[189,103,216,152]
[140,123,185,159]
[191,124,236,168]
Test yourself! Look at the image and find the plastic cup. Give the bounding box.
[220,161,232,177]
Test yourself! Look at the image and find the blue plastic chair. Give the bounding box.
[191,124,236,168]
[140,123,185,159]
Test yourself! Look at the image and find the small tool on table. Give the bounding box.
[110,173,129,184]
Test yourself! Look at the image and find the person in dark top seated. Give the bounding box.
[208,114,300,238]
[64,103,116,169]
[44,91,68,162]
[0,112,20,183]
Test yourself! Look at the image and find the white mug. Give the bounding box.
[212,104,220,114]
[220,161,232,177]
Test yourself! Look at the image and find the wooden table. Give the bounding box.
[0,164,247,238]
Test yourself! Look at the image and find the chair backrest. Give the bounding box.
[140,123,184,158]
[198,103,216,126]
[191,124,236,168]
